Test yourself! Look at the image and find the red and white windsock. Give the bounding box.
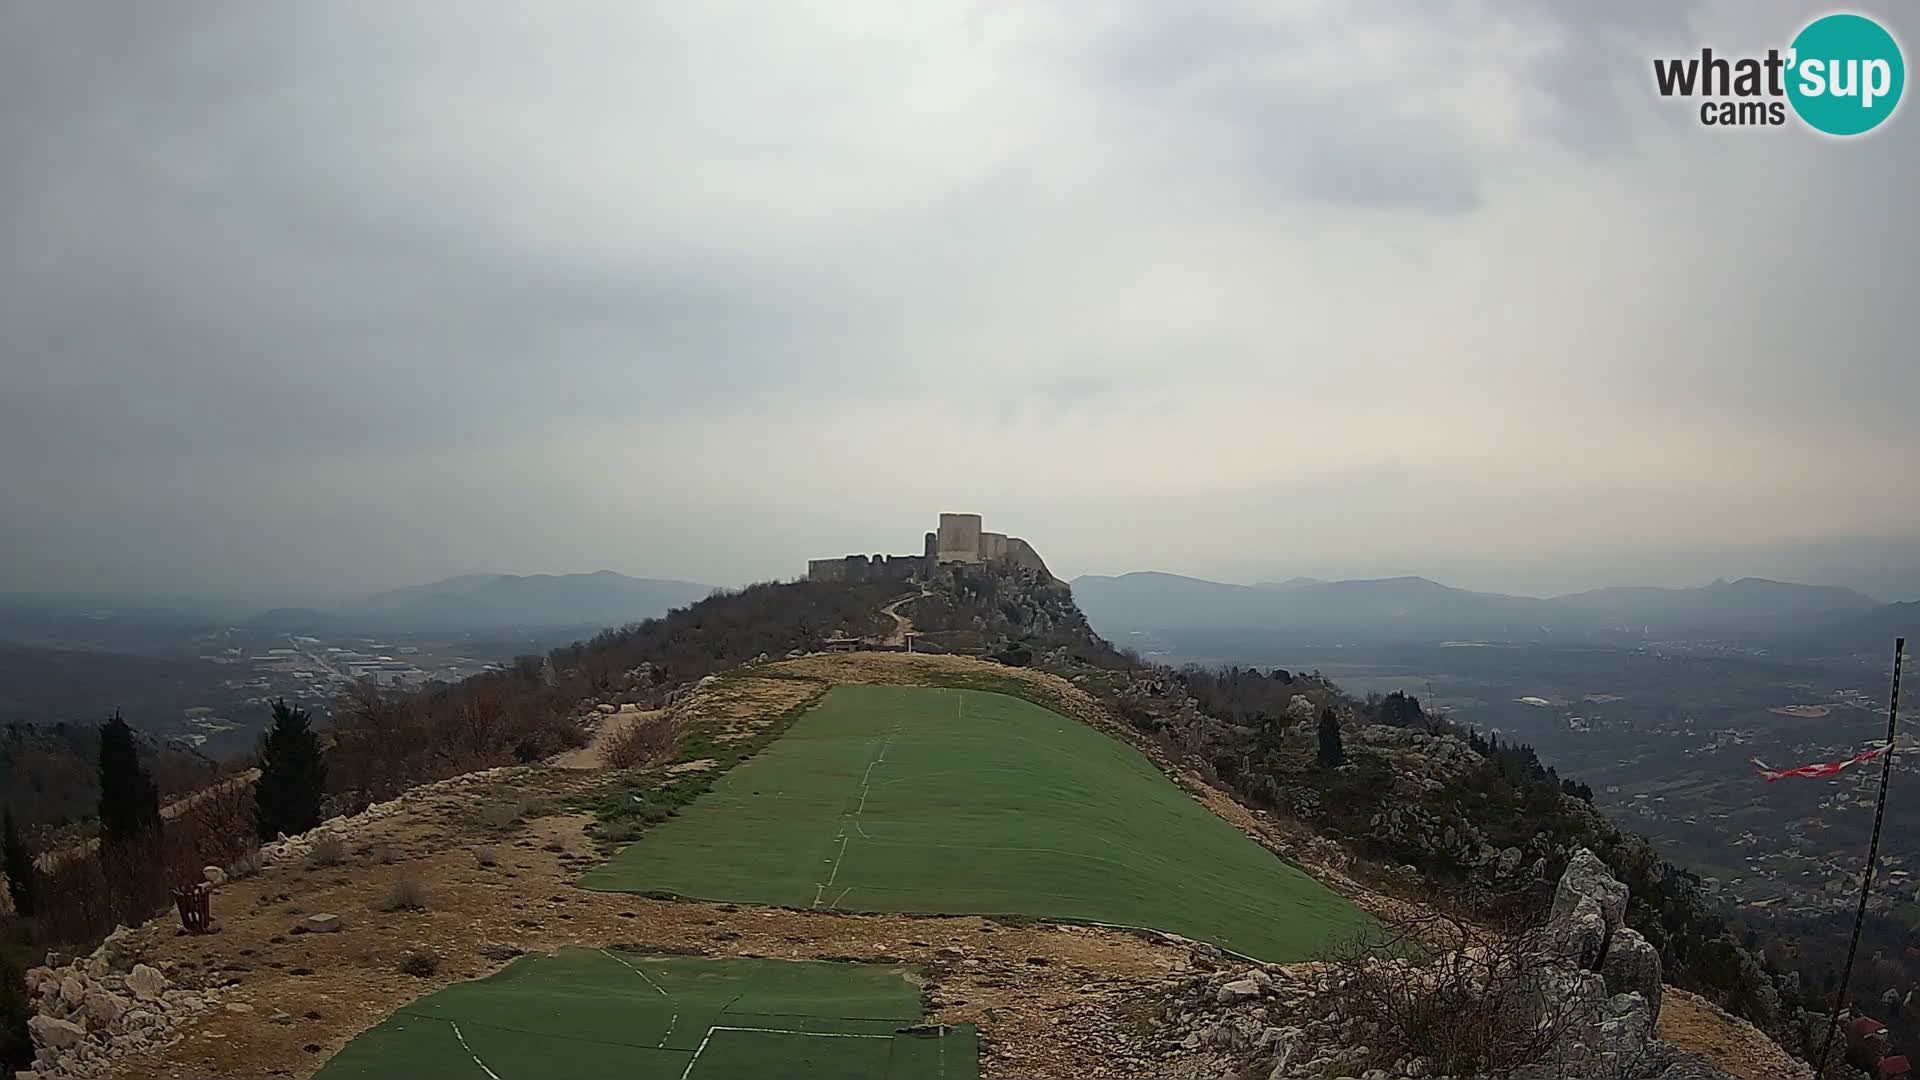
[1752,743,1892,782]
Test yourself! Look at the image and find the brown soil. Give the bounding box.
[1660,987,1813,1080]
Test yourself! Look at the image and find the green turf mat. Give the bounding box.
[313,950,975,1080]
[583,684,1373,960]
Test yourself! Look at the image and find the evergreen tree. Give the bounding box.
[255,699,327,840]
[98,711,160,844]
[1316,707,1345,767]
[1,809,33,917]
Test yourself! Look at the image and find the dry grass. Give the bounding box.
[306,835,347,868]
[603,715,685,770]
[380,878,429,912]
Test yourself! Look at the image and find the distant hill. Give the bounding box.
[338,572,717,632]
[1071,571,1892,644]
[1552,577,1878,622]
[1070,572,1551,641]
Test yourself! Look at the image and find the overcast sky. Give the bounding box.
[3,1,1917,603]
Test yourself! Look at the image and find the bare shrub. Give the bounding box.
[225,848,264,881]
[1316,901,1583,1079]
[305,835,346,868]
[476,802,520,830]
[604,716,685,770]
[398,947,440,977]
[382,878,430,912]
[474,846,498,868]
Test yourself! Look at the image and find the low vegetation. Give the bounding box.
[382,878,429,912]
[398,947,440,977]
[602,715,683,770]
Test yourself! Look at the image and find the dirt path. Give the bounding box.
[878,590,923,647]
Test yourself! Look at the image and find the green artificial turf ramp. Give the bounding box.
[314,950,973,1080]
[582,684,1372,960]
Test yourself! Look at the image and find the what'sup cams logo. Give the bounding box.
[1653,12,1905,135]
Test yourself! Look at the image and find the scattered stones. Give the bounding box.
[26,945,211,1079]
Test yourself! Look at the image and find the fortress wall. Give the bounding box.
[980,532,1009,560]
[1003,537,1052,579]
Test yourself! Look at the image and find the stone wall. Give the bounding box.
[806,554,926,584]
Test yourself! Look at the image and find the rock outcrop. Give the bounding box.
[1145,849,1747,1079]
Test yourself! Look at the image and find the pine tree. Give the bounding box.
[255,699,327,840]
[1316,707,1345,768]
[98,711,161,844]
[2,808,35,917]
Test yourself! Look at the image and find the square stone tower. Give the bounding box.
[936,513,984,563]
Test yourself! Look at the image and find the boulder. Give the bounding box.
[84,989,129,1026]
[1601,927,1664,1021]
[204,865,228,887]
[126,964,167,1001]
[1555,893,1609,969]
[27,1015,85,1050]
[1215,978,1263,1004]
[1552,848,1628,940]
[59,977,85,1007]
[302,913,344,934]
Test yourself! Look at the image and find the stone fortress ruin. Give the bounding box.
[807,513,1051,584]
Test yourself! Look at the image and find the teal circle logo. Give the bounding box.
[1787,13,1905,136]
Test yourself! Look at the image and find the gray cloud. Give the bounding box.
[1,0,1917,599]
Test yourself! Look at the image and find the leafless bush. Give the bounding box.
[382,878,429,912]
[398,947,441,977]
[604,716,685,770]
[226,847,264,881]
[477,802,520,830]
[305,835,347,868]
[474,846,498,868]
[1316,902,1583,1079]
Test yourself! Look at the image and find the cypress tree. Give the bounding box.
[98,711,160,844]
[1,809,34,917]
[1316,707,1346,768]
[255,699,327,840]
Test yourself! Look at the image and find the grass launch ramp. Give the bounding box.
[584,684,1371,960]
[314,949,974,1080]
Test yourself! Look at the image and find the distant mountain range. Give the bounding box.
[1070,571,1898,651]
[256,572,716,633]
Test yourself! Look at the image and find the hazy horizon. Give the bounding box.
[5,2,1916,604]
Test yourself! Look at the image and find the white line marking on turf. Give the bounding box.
[448,1020,502,1080]
[600,949,679,1046]
[678,1025,897,1080]
[830,885,853,910]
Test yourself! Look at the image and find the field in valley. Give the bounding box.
[583,684,1372,961]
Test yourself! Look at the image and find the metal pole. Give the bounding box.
[1817,637,1904,1076]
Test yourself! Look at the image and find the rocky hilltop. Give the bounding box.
[7,562,1841,1079]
